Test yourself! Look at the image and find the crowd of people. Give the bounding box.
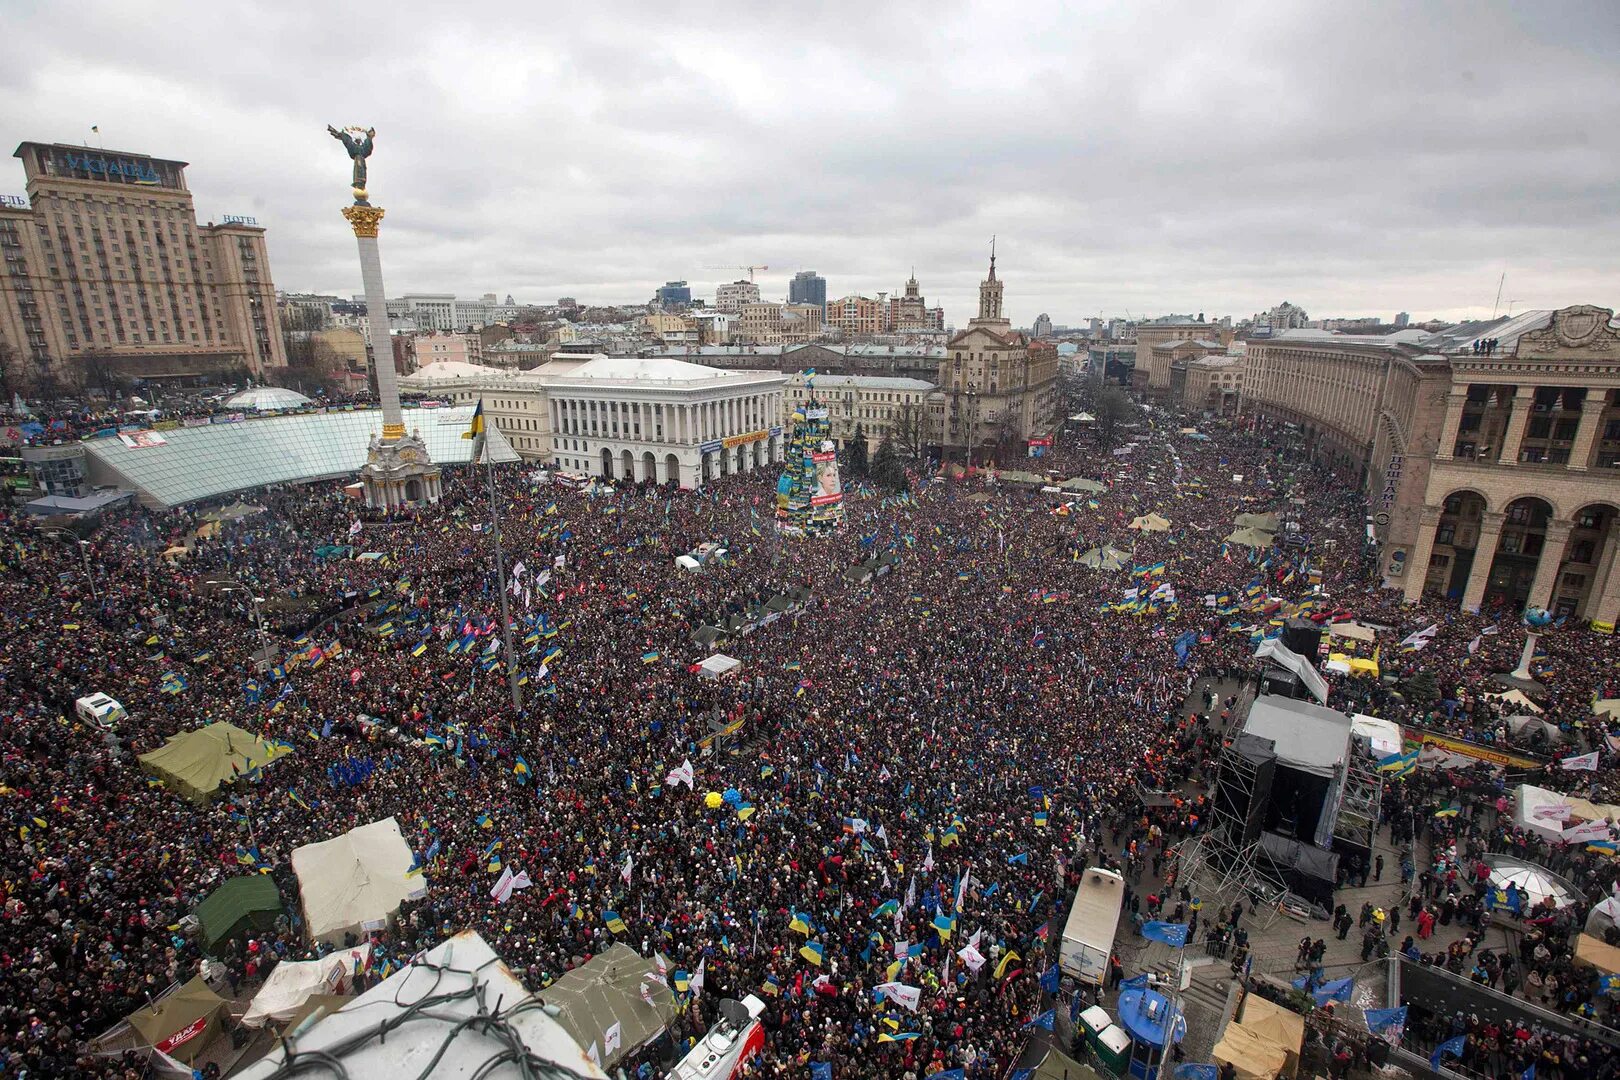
[0,401,1615,1079]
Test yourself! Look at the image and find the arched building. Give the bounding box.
[1239,306,1620,626]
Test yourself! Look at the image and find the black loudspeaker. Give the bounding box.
[1281,618,1324,659]
[1215,735,1276,846]
[1261,667,1300,699]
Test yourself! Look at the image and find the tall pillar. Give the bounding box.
[1403,506,1443,602]
[1434,389,1468,461]
[1525,518,1573,612]
[1585,527,1620,627]
[1497,386,1534,466]
[1461,510,1506,613]
[342,205,404,442]
[1568,393,1607,471]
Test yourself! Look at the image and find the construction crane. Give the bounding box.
[703,264,769,282]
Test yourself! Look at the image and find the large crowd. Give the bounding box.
[0,401,1616,1080]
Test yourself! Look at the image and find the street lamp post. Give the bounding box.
[38,526,97,600]
[204,576,273,668]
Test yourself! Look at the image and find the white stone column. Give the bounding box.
[1584,526,1620,626]
[1403,506,1443,602]
[1497,386,1534,465]
[1568,394,1607,471]
[1526,518,1573,611]
[1461,511,1505,613]
[1434,390,1468,460]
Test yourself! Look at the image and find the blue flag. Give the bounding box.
[811,1065,833,1080]
[926,1071,965,1080]
[1174,1066,1218,1080]
[1024,1009,1055,1031]
[1143,921,1190,948]
[1520,1065,1535,1080]
[1430,1035,1466,1071]
[1120,972,1150,990]
[1363,1006,1406,1034]
[1040,966,1060,992]
[1312,976,1354,1005]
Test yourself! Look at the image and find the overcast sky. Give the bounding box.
[4,0,1617,327]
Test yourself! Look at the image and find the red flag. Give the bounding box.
[349,668,363,685]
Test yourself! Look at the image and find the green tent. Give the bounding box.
[1225,526,1276,549]
[195,875,284,955]
[541,943,677,1069]
[1060,477,1106,493]
[138,721,292,804]
[1234,511,1280,532]
[1079,545,1130,571]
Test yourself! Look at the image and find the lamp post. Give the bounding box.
[203,576,273,668]
[38,526,97,600]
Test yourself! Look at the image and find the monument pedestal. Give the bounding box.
[361,427,442,509]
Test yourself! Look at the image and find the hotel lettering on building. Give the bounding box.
[0,141,285,390]
[1238,306,1620,626]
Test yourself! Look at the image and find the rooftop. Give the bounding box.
[83,405,517,509]
[788,373,937,391]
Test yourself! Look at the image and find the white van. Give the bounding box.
[74,693,126,729]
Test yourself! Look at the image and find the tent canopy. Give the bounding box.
[697,654,741,679]
[1213,1019,1291,1080]
[1485,854,1580,909]
[243,944,370,1028]
[1254,640,1330,706]
[1514,784,1573,840]
[1484,687,1543,713]
[1574,933,1620,976]
[1243,695,1349,774]
[1238,996,1305,1075]
[1079,546,1130,571]
[1060,477,1106,493]
[1225,526,1276,549]
[1326,622,1376,643]
[292,816,421,945]
[195,874,283,955]
[1128,512,1171,532]
[1031,1047,1105,1080]
[540,944,676,1069]
[1596,699,1620,720]
[1350,714,1403,757]
[125,976,228,1064]
[1234,511,1280,532]
[138,721,291,804]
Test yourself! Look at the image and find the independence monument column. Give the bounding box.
[329,125,441,508]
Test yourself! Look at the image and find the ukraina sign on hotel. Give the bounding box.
[52,151,163,186]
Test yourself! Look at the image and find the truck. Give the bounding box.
[1059,867,1125,986]
[668,996,765,1080]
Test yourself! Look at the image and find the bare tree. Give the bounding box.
[894,399,930,462]
[1094,384,1133,451]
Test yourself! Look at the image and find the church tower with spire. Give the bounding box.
[973,239,1007,327]
[939,238,1058,463]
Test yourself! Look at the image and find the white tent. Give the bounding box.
[292,817,422,945]
[674,555,702,571]
[696,654,742,680]
[243,945,370,1028]
[1254,638,1329,705]
[1350,714,1403,757]
[1514,784,1573,841]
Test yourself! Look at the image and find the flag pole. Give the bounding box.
[482,436,523,713]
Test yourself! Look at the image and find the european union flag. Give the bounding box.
[1143,921,1190,947]
[811,1065,833,1080]
[1120,972,1150,990]
[1363,1006,1407,1034]
[1040,965,1060,992]
[1430,1034,1466,1071]
[1312,976,1354,1005]
[1174,1066,1219,1080]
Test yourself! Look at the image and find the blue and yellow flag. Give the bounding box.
[603,910,628,934]
[798,941,825,966]
[462,400,485,441]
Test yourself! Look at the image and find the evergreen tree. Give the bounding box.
[871,434,906,492]
[847,425,870,476]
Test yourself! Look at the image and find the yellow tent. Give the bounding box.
[1238,996,1305,1076]
[1574,933,1620,975]
[1595,699,1620,720]
[1129,513,1171,532]
[1213,1020,1290,1080]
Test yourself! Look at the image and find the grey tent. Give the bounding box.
[1078,546,1130,572]
[1060,477,1106,493]
[195,874,283,955]
[1234,511,1280,532]
[1225,526,1276,549]
[124,976,229,1064]
[540,944,676,1068]
[689,625,726,647]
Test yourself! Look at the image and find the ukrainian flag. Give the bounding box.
[798,941,825,966]
[1434,804,1461,818]
[411,640,429,658]
[673,969,690,993]
[462,400,485,441]
[641,651,661,664]
[878,1033,920,1043]
[1377,749,1418,776]
[603,910,628,934]
[789,912,811,935]
[1034,811,1049,827]
[513,756,531,779]
[932,913,955,940]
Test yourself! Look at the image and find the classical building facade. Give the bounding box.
[2,140,286,389]
[939,253,1058,458]
[715,280,760,313]
[546,357,785,486]
[1239,307,1620,625]
[402,355,786,487]
[1178,353,1244,414]
[783,372,942,454]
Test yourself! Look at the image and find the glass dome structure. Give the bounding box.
[223,386,314,411]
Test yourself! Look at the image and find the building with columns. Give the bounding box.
[546,357,785,487]
[1238,306,1620,626]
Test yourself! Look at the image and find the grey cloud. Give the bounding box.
[2,0,1616,324]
